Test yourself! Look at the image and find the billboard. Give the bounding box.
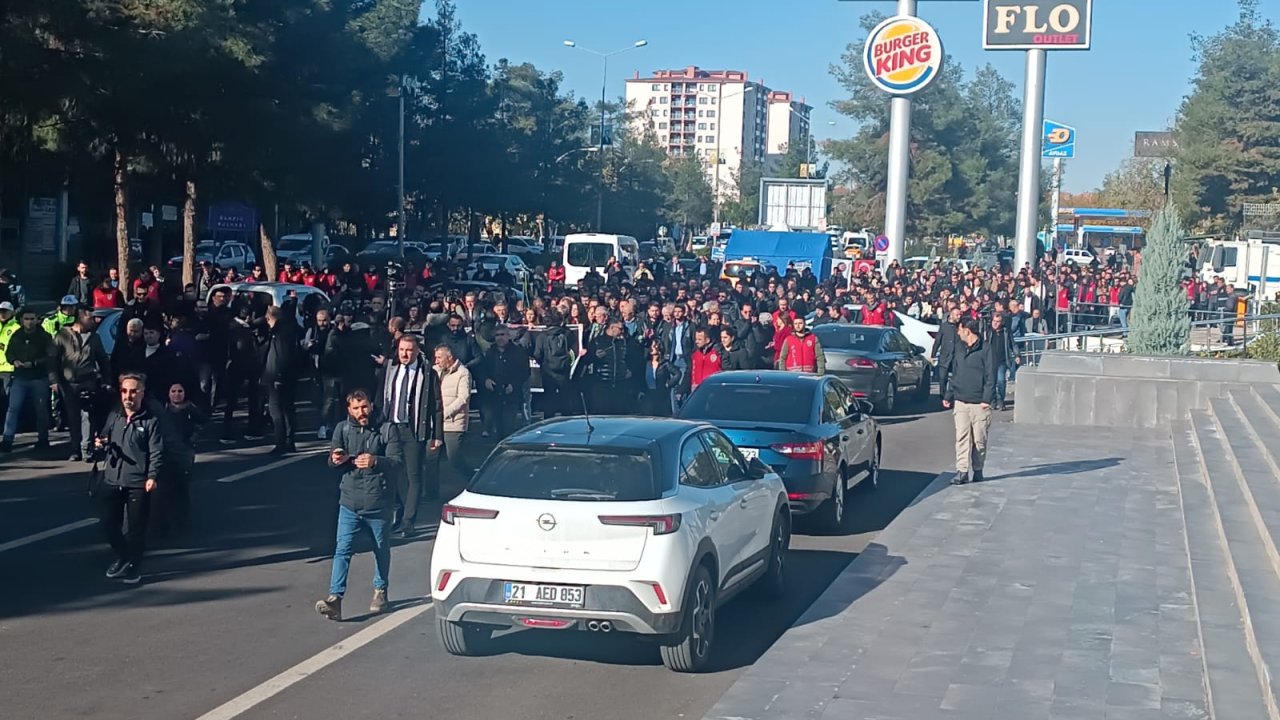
[984,0,1093,50]
[1042,119,1076,159]
[1134,131,1179,158]
[862,15,944,96]
[758,178,828,231]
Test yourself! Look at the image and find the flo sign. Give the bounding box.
[984,0,1093,50]
[863,16,944,95]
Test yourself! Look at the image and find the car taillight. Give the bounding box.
[598,514,682,535]
[845,357,876,369]
[441,505,499,525]
[436,571,453,592]
[771,441,824,461]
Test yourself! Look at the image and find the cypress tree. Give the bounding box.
[1127,203,1192,356]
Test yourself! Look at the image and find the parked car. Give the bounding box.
[356,242,428,266]
[678,371,880,531]
[812,324,929,414]
[503,236,544,258]
[168,241,257,272]
[208,282,329,324]
[464,253,532,284]
[431,416,790,672]
[275,233,330,265]
[1061,248,1096,266]
[455,242,498,261]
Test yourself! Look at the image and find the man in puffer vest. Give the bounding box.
[316,389,404,622]
[776,316,826,375]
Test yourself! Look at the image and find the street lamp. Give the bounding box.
[563,38,648,230]
[390,75,420,258]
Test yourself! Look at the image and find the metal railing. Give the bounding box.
[1011,311,1280,366]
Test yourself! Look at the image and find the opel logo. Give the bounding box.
[537,514,558,531]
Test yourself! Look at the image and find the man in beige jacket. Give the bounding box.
[433,345,473,488]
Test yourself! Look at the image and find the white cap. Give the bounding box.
[0,301,13,311]
[60,294,79,306]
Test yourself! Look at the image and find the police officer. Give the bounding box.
[0,301,17,428]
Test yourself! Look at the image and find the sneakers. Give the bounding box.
[105,559,129,578]
[68,453,83,462]
[951,471,970,486]
[119,564,142,584]
[370,589,388,614]
[317,425,328,441]
[316,594,343,621]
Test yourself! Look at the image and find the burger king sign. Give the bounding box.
[863,15,944,96]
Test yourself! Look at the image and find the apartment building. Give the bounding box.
[624,66,811,199]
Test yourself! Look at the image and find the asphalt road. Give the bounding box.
[0,395,1000,720]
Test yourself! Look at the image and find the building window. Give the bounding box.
[651,109,661,117]
[698,122,706,130]
[699,97,708,105]
[659,122,668,129]
[660,135,667,142]
[708,110,716,118]
[651,83,660,91]
[663,109,669,117]
[659,97,667,104]
[711,98,717,105]
[697,110,704,117]
[710,123,716,130]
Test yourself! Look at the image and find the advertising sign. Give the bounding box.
[983,0,1093,50]
[208,201,257,236]
[1041,119,1076,158]
[758,177,828,231]
[1134,131,1179,158]
[862,15,944,96]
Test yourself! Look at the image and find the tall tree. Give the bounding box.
[1173,0,1280,232]
[665,153,714,232]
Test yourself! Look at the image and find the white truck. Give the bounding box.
[1200,235,1280,298]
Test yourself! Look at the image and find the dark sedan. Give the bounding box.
[678,371,880,530]
[814,324,930,414]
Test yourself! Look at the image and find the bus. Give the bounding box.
[562,233,639,287]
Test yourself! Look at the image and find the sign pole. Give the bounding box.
[1013,48,1047,272]
[1049,157,1062,249]
[882,0,917,273]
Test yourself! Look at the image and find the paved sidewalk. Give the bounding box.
[703,424,1208,720]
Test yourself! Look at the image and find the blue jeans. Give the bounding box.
[329,505,392,597]
[1117,307,1129,329]
[3,376,50,442]
[993,364,1009,408]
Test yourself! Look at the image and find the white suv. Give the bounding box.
[430,417,791,672]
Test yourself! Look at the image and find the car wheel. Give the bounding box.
[875,377,896,415]
[660,564,717,673]
[863,440,881,490]
[757,510,791,599]
[820,469,846,531]
[437,617,495,657]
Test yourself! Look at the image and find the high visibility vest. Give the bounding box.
[0,318,19,373]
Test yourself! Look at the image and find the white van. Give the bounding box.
[563,233,639,287]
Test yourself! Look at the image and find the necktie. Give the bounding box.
[399,366,413,424]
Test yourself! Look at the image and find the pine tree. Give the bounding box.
[1127,203,1192,356]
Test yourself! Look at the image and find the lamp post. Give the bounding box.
[390,75,420,259]
[563,38,648,230]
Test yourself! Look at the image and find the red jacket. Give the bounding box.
[92,286,125,309]
[690,345,723,389]
[861,304,887,326]
[771,325,793,365]
[782,332,819,372]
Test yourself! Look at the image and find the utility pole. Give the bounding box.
[1049,156,1063,249]
[398,80,407,259]
[1013,49,1047,272]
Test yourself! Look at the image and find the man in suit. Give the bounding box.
[379,334,444,537]
[261,306,300,454]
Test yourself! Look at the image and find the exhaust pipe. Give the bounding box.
[598,621,613,632]
[586,621,600,631]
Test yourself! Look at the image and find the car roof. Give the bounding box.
[814,323,891,333]
[694,370,828,389]
[504,416,708,450]
[212,282,324,294]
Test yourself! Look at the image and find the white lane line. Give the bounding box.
[0,449,325,553]
[0,518,97,554]
[194,601,434,720]
[216,449,325,483]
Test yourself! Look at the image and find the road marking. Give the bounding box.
[194,601,434,720]
[0,518,97,554]
[216,449,325,483]
[0,449,325,553]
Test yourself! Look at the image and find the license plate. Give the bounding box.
[503,582,585,608]
[739,447,760,461]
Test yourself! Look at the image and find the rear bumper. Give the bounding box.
[829,371,885,402]
[436,578,681,635]
[781,470,836,515]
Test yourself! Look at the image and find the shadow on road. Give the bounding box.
[982,457,1122,482]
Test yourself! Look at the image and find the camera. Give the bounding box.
[385,260,406,293]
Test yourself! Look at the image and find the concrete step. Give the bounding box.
[1189,408,1280,719]
[1229,389,1280,479]
[1255,384,1280,420]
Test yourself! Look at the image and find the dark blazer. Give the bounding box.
[379,354,445,444]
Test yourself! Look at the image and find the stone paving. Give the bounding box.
[703,423,1208,720]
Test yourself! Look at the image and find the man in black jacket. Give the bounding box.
[532,311,574,418]
[931,306,962,406]
[478,325,530,438]
[316,389,404,621]
[589,320,632,414]
[93,373,166,584]
[261,306,299,454]
[944,319,994,485]
[718,327,754,371]
[379,335,444,535]
[983,310,1017,411]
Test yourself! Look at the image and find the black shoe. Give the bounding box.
[119,564,141,584]
[68,453,83,462]
[285,443,298,454]
[972,470,984,483]
[269,445,289,456]
[245,431,265,441]
[105,559,129,578]
[951,472,970,486]
[34,440,50,451]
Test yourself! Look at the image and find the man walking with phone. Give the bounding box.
[944,319,995,485]
[316,389,403,621]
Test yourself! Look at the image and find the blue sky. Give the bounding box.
[448,0,1266,193]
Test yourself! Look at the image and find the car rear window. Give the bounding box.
[469,447,663,501]
[679,384,813,424]
[814,326,883,351]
